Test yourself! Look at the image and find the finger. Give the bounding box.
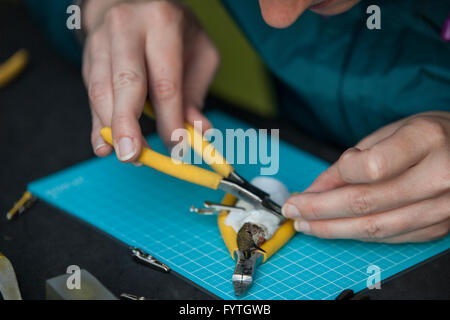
[338,123,430,184]
[82,43,90,84]
[185,107,212,133]
[292,192,450,240]
[302,119,409,195]
[84,30,116,152]
[145,19,185,149]
[284,161,446,220]
[183,32,219,132]
[303,163,347,193]
[363,219,450,243]
[85,32,115,124]
[355,118,405,149]
[91,110,113,156]
[108,15,147,162]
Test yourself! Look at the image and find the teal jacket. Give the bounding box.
[25,0,450,146]
[24,0,81,64]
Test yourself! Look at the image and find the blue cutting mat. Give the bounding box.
[29,111,449,300]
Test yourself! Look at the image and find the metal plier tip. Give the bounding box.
[219,172,286,222]
[232,250,264,296]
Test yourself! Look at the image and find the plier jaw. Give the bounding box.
[232,250,264,296]
[218,172,286,222]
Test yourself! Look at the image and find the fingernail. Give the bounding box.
[282,203,301,218]
[133,161,143,167]
[295,220,310,233]
[342,150,354,160]
[95,136,107,151]
[117,137,136,161]
[342,147,360,160]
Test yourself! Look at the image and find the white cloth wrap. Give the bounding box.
[224,176,290,239]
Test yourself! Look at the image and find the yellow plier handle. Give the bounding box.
[143,101,234,178]
[0,49,28,88]
[100,127,223,190]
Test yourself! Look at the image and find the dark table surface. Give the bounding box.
[1,2,449,300]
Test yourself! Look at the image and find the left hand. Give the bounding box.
[282,111,450,243]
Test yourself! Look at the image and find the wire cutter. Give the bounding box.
[100,107,296,296]
[100,126,285,221]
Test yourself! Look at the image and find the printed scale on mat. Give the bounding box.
[28,111,450,300]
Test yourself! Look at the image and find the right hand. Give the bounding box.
[81,0,219,161]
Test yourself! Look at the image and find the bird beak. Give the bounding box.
[253,244,266,253]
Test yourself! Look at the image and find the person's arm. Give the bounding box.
[24,0,82,64]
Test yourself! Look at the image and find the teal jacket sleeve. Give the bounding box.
[24,0,82,64]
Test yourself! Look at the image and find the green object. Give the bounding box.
[221,0,450,146]
[46,269,117,300]
[185,0,276,117]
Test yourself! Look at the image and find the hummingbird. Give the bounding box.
[236,223,267,259]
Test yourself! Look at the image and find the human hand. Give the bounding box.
[282,112,450,243]
[82,0,219,161]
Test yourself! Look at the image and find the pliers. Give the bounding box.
[100,105,295,296]
[217,193,296,296]
[99,126,285,222]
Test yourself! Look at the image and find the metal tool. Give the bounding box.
[232,250,264,296]
[101,104,291,297]
[190,201,246,215]
[120,293,150,300]
[130,247,171,273]
[218,171,286,221]
[100,127,286,222]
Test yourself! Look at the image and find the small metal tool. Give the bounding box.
[219,171,286,221]
[232,250,264,296]
[190,201,246,215]
[130,247,170,273]
[120,293,150,300]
